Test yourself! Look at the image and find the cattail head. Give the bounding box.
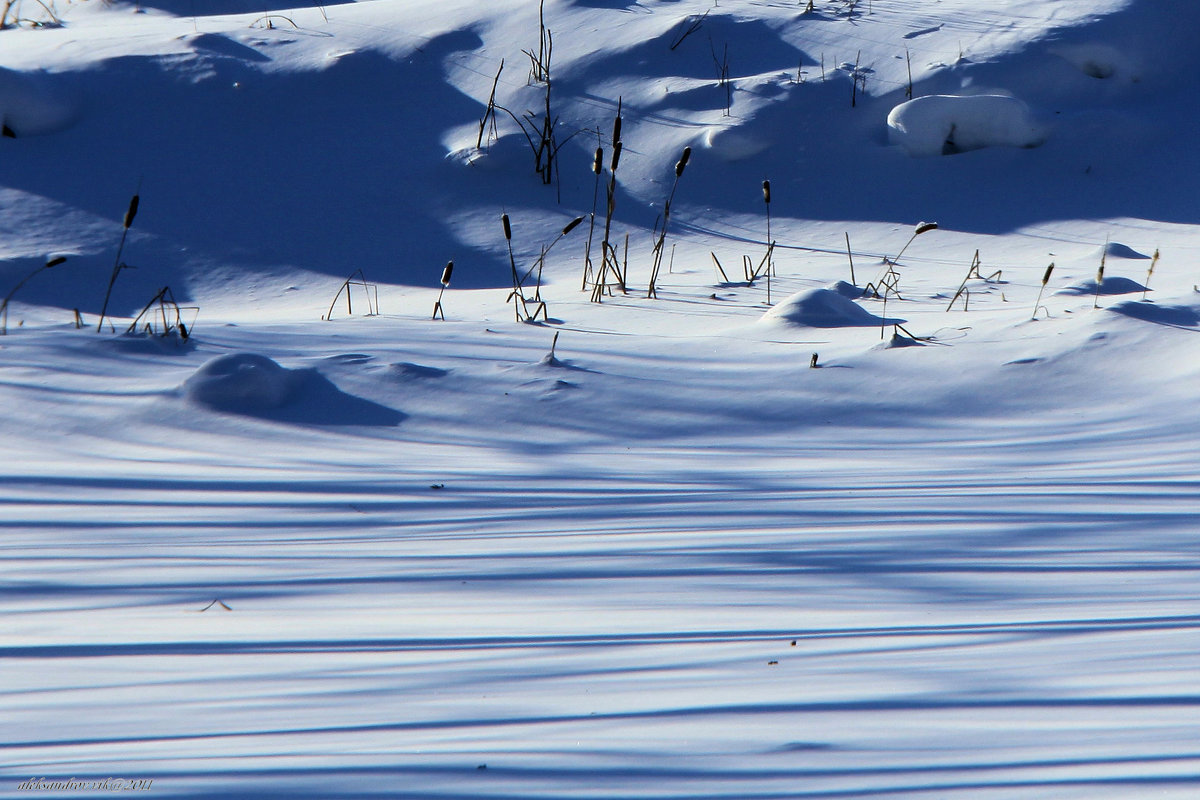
[762,179,771,204]
[1097,264,1105,283]
[1041,263,1054,286]
[915,221,938,235]
[612,100,623,145]
[45,256,67,269]
[593,146,603,175]
[124,194,140,229]
[610,141,622,172]
[562,216,584,236]
[675,146,691,177]
[440,260,454,287]
[502,214,512,241]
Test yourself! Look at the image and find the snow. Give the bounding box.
[182,353,298,411]
[759,287,894,328]
[887,94,1045,156]
[0,67,76,137]
[4,0,1200,797]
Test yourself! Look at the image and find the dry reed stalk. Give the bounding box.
[1143,248,1159,299]
[582,141,603,289]
[872,222,936,338]
[905,46,913,99]
[762,179,775,276]
[1031,262,1054,320]
[97,189,140,333]
[1094,237,1108,309]
[648,145,692,298]
[592,99,624,302]
[844,232,856,286]
[711,252,730,283]
[1,256,66,335]
[502,213,531,321]
[125,285,195,339]
[324,269,379,320]
[476,59,504,149]
[669,10,708,51]
[946,250,988,311]
[432,261,453,320]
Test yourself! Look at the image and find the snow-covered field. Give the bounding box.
[3,0,1200,797]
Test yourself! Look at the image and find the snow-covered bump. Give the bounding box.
[760,288,895,328]
[183,353,297,411]
[1109,301,1200,327]
[702,127,768,161]
[1094,241,1151,260]
[887,94,1044,157]
[1055,276,1148,297]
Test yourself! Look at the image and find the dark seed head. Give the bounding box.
[124,194,140,229]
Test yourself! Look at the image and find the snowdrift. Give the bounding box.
[182,353,298,411]
[760,287,898,328]
[183,352,403,425]
[887,94,1044,156]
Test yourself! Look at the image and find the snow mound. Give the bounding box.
[1056,276,1148,297]
[887,94,1044,157]
[702,126,769,161]
[1109,301,1200,327]
[0,68,77,137]
[827,280,864,298]
[183,353,297,411]
[184,352,404,425]
[387,362,450,380]
[874,333,925,350]
[760,288,898,328]
[1094,241,1152,260]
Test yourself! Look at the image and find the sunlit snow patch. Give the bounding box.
[887,94,1044,157]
